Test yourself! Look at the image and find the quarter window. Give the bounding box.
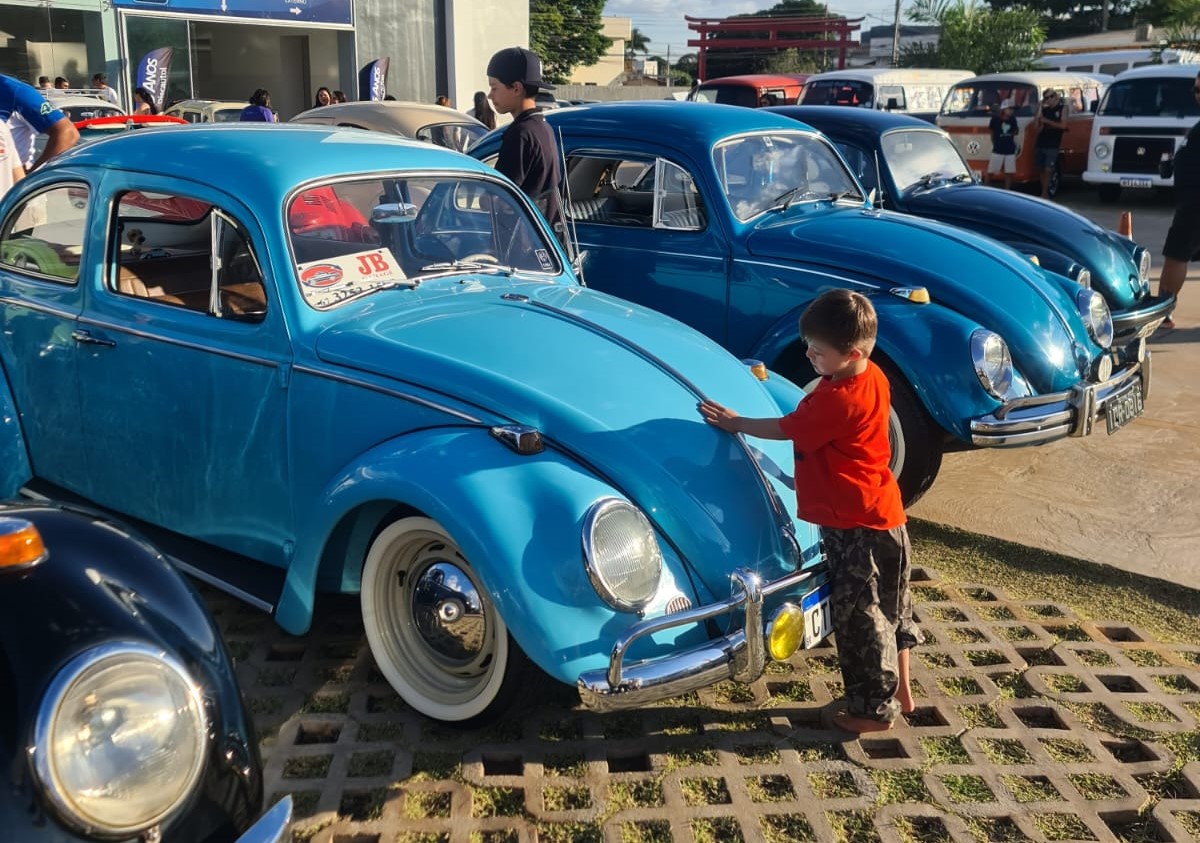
[0,184,89,283]
[563,154,707,230]
[109,190,267,322]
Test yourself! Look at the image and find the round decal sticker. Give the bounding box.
[301,263,344,288]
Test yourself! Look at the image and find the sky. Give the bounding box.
[601,0,905,62]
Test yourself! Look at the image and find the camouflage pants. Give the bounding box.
[822,524,921,724]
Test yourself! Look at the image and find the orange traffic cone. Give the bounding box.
[1118,211,1133,239]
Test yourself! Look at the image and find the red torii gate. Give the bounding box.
[685,14,864,80]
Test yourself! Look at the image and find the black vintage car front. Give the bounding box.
[0,502,289,842]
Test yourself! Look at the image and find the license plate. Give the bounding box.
[800,582,833,648]
[1119,176,1153,188]
[1105,379,1144,435]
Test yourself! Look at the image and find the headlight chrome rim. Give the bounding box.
[31,641,208,839]
[1073,267,1092,289]
[1137,248,1151,284]
[969,329,1014,400]
[1094,143,1109,160]
[1076,288,1114,349]
[582,498,663,613]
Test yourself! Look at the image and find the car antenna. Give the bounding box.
[556,124,585,286]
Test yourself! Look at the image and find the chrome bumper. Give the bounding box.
[1113,294,1175,341]
[969,348,1150,447]
[577,566,817,713]
[234,797,292,843]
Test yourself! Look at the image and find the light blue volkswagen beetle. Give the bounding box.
[0,125,828,724]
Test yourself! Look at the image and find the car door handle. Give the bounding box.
[71,329,116,348]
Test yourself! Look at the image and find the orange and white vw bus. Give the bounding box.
[936,71,1109,196]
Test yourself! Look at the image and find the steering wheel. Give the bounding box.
[461,253,499,264]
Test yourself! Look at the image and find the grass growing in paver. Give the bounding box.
[1124,701,1178,722]
[543,785,592,811]
[338,787,389,821]
[767,679,814,701]
[656,714,703,736]
[299,690,350,714]
[1125,648,1169,666]
[894,816,953,843]
[963,649,1008,666]
[1175,811,1200,837]
[1074,648,1116,666]
[271,789,320,818]
[941,774,995,802]
[663,747,717,769]
[710,711,769,732]
[620,820,672,843]
[826,810,881,843]
[690,816,743,843]
[536,821,602,843]
[809,771,860,799]
[470,786,524,818]
[468,832,520,843]
[396,832,449,843]
[680,776,731,806]
[958,703,1005,729]
[945,626,989,644]
[977,605,1017,621]
[920,651,956,668]
[927,606,969,622]
[1040,738,1095,763]
[979,738,1034,765]
[1152,673,1198,693]
[964,817,1032,842]
[710,679,756,704]
[792,741,848,762]
[607,779,664,810]
[402,790,451,819]
[1067,773,1127,799]
[1030,813,1096,840]
[746,774,795,802]
[991,671,1036,699]
[1135,767,1193,800]
[938,675,984,696]
[734,743,780,765]
[348,749,394,777]
[356,721,404,742]
[1044,673,1088,692]
[543,753,587,778]
[538,719,582,742]
[871,769,929,804]
[760,813,816,843]
[920,735,971,765]
[1062,701,1154,740]
[409,752,461,783]
[282,754,332,778]
[1002,775,1061,802]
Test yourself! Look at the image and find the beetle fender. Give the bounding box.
[277,427,693,684]
[0,372,30,498]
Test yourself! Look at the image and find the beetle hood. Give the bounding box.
[315,282,814,601]
[745,209,1092,391]
[904,185,1143,308]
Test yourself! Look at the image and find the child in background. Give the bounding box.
[699,289,920,732]
[989,99,1019,190]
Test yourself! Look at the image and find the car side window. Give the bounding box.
[880,86,906,110]
[652,159,707,231]
[0,184,89,284]
[109,190,267,323]
[563,154,705,230]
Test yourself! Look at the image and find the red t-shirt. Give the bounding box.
[778,360,906,530]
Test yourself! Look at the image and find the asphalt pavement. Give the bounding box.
[908,184,1200,592]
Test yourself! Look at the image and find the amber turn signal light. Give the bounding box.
[742,359,769,381]
[0,518,48,570]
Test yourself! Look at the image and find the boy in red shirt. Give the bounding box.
[699,289,920,732]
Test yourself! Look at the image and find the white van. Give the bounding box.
[1039,48,1200,77]
[1084,63,1200,201]
[798,68,974,121]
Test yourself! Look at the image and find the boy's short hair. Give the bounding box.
[800,289,878,355]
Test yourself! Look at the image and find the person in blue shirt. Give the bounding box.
[239,89,276,123]
[0,73,79,171]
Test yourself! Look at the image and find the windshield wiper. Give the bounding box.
[767,186,801,212]
[420,260,515,276]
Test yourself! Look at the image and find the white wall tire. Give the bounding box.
[361,517,521,723]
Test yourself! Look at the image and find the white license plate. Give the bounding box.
[800,582,833,648]
[1119,177,1153,188]
[1105,379,1144,435]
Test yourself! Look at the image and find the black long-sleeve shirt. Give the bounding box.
[496,108,565,236]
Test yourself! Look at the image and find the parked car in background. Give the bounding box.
[937,71,1110,196]
[44,91,125,122]
[799,68,973,121]
[771,105,1174,340]
[1083,63,1200,202]
[1038,48,1200,76]
[0,125,831,725]
[74,113,188,143]
[164,98,246,123]
[472,102,1151,504]
[290,100,487,151]
[0,500,291,842]
[690,74,808,107]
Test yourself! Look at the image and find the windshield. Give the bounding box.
[712,132,862,220]
[692,85,759,108]
[800,80,874,107]
[416,122,488,152]
[61,104,123,121]
[213,109,242,123]
[288,175,560,309]
[881,129,971,193]
[1099,77,1200,118]
[940,82,1038,117]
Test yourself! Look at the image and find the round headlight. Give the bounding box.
[582,498,663,612]
[1093,143,1109,160]
[33,643,208,838]
[1137,248,1151,284]
[969,329,1013,399]
[1076,288,1114,349]
[1074,267,1092,289]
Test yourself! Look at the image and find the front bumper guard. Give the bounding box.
[577,566,817,713]
[1113,294,1175,341]
[969,348,1150,447]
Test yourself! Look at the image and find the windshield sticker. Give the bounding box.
[535,248,553,270]
[297,247,411,308]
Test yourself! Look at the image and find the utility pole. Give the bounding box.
[891,0,902,66]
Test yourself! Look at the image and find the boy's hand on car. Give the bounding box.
[699,399,741,432]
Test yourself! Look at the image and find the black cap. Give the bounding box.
[487,46,554,92]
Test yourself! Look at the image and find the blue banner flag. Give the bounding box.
[358,58,389,102]
[136,47,174,110]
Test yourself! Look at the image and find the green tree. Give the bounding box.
[985,0,1172,39]
[1162,0,1200,45]
[628,27,652,54]
[902,0,1044,73]
[529,0,613,84]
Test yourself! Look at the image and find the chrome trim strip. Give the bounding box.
[992,361,1142,420]
[732,258,880,292]
[1112,294,1175,336]
[291,364,483,423]
[169,555,274,614]
[0,295,77,321]
[76,316,279,369]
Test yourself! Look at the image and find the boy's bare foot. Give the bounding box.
[834,712,894,733]
[896,689,916,714]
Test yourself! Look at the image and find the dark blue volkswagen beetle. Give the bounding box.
[767,106,1174,340]
[0,501,290,843]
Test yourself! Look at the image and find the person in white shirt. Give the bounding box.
[91,73,120,106]
[0,120,26,198]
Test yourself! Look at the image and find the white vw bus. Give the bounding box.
[798,68,974,121]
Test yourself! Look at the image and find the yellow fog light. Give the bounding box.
[742,359,769,381]
[0,518,48,570]
[766,603,805,661]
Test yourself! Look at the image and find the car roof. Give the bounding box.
[767,105,939,142]
[47,95,125,110]
[168,99,244,110]
[542,100,812,148]
[1113,63,1200,80]
[291,100,485,134]
[50,124,495,200]
[698,74,808,87]
[954,71,1111,87]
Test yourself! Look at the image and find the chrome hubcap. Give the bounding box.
[411,561,487,663]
